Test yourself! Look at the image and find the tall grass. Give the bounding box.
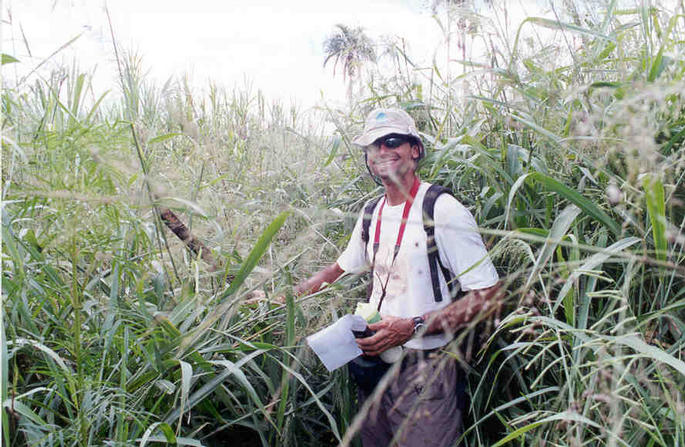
[1,48,355,445]
[3,1,685,446]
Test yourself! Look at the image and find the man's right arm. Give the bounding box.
[246,262,345,304]
[293,262,345,296]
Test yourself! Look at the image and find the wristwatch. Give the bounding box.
[412,316,427,336]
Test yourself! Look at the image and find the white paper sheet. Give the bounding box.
[306,314,367,372]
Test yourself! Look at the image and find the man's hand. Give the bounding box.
[356,316,414,356]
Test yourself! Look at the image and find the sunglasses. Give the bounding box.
[365,135,410,152]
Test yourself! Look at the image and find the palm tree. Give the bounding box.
[323,24,376,101]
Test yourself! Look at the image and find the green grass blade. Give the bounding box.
[530,172,621,236]
[324,136,341,167]
[271,357,342,443]
[148,133,183,145]
[1,53,19,64]
[526,204,581,287]
[220,211,290,300]
[140,422,177,446]
[178,360,193,429]
[555,237,641,312]
[643,176,667,262]
[276,290,296,433]
[492,411,601,446]
[526,17,615,40]
[504,173,531,229]
[1,319,9,447]
[139,435,202,446]
[509,113,561,144]
[607,335,685,376]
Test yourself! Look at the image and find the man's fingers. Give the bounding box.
[368,315,400,331]
[357,316,413,356]
[356,331,387,352]
[367,321,386,331]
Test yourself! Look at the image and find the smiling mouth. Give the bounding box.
[373,157,398,166]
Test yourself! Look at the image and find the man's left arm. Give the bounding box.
[422,284,502,336]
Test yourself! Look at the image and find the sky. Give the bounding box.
[2,0,447,107]
[1,0,570,108]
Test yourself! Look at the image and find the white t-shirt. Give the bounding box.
[337,182,499,350]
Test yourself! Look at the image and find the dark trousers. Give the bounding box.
[357,351,465,447]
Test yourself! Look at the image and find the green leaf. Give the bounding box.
[220,211,290,300]
[466,386,560,437]
[276,290,296,431]
[178,360,193,424]
[526,17,615,41]
[148,132,183,144]
[176,211,288,352]
[164,351,278,432]
[504,173,531,229]
[324,136,341,167]
[139,435,202,446]
[272,357,342,442]
[1,54,19,65]
[606,335,685,376]
[529,172,621,236]
[511,16,614,68]
[509,113,561,144]
[555,237,641,312]
[525,204,580,295]
[492,411,600,446]
[589,81,623,89]
[2,400,48,427]
[11,338,71,374]
[1,321,9,447]
[84,90,109,123]
[643,176,667,262]
[139,422,177,446]
[647,46,666,81]
[648,14,678,82]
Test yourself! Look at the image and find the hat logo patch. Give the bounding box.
[375,112,387,123]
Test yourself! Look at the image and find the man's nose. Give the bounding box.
[377,143,394,153]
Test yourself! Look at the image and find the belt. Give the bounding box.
[401,347,442,367]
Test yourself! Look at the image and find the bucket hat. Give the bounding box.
[353,108,423,157]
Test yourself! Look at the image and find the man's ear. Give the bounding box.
[411,144,421,161]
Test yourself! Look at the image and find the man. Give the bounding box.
[291,108,500,446]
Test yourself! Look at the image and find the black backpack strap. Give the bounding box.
[361,196,382,302]
[361,196,382,246]
[423,184,459,302]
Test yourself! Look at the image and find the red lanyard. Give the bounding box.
[371,176,421,311]
[372,175,421,264]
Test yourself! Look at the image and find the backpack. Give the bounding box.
[360,183,464,303]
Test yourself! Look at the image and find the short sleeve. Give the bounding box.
[434,194,499,291]
[336,208,370,274]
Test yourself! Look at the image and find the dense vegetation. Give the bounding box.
[2,2,684,446]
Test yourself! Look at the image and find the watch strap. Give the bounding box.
[412,316,426,334]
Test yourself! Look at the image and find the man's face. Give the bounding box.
[365,134,420,182]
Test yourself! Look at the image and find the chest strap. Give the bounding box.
[361,183,460,303]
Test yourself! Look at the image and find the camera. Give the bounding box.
[352,326,375,338]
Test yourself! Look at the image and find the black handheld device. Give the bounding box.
[352,326,375,338]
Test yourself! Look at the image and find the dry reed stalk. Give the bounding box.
[159,207,219,272]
